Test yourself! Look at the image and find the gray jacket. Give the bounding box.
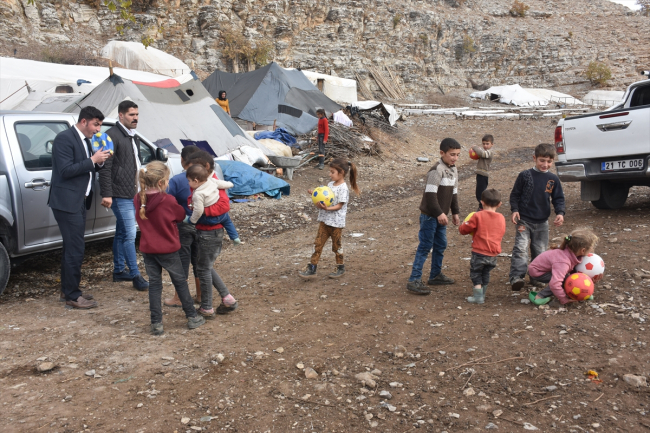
[100,122,141,199]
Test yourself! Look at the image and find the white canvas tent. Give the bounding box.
[470,84,584,107]
[101,41,192,77]
[66,73,273,158]
[300,70,358,104]
[0,57,168,111]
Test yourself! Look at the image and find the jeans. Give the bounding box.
[476,174,489,209]
[409,213,447,282]
[197,212,239,241]
[469,252,497,287]
[317,133,325,165]
[178,223,230,298]
[509,219,549,281]
[533,272,554,298]
[111,197,140,278]
[196,229,224,310]
[143,252,197,324]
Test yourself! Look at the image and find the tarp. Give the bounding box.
[300,70,358,104]
[100,41,191,77]
[64,73,273,157]
[254,128,297,147]
[216,160,290,199]
[202,62,341,135]
[351,101,399,126]
[333,110,353,127]
[524,88,584,106]
[470,85,548,106]
[582,90,625,107]
[0,56,168,110]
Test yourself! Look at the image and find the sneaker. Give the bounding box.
[133,275,149,291]
[196,307,216,320]
[187,315,206,329]
[299,264,317,279]
[316,164,324,170]
[113,269,134,282]
[427,273,455,285]
[328,265,345,279]
[216,302,239,314]
[406,280,431,295]
[511,278,525,291]
[150,322,164,335]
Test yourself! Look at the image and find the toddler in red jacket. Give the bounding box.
[135,161,206,335]
[459,188,506,304]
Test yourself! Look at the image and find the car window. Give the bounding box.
[138,138,155,165]
[630,86,650,108]
[14,122,69,170]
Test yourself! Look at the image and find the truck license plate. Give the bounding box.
[601,159,644,171]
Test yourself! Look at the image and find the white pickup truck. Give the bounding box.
[555,78,650,209]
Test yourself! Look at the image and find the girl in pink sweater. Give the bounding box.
[527,229,599,305]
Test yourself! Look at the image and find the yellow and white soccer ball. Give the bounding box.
[463,212,476,237]
[311,186,335,207]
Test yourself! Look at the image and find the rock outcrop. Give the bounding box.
[1,0,649,96]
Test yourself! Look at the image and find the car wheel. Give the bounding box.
[591,181,630,210]
[0,242,9,296]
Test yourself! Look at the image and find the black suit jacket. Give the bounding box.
[48,126,99,213]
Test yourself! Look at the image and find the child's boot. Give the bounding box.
[233,238,243,245]
[194,277,201,304]
[150,323,164,335]
[328,265,345,279]
[163,291,182,308]
[467,287,485,304]
[187,315,206,330]
[299,264,317,279]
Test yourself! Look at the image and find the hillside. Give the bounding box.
[1,0,649,96]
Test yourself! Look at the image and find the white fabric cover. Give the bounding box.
[239,145,270,166]
[524,88,584,106]
[101,41,191,77]
[300,70,358,104]
[333,110,353,127]
[244,131,293,157]
[470,84,548,107]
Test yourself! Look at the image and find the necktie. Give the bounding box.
[84,137,93,156]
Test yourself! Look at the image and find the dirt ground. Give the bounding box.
[2,114,650,433]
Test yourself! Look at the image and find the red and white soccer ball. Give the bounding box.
[469,148,480,160]
[575,253,605,281]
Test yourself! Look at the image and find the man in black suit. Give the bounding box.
[49,106,111,309]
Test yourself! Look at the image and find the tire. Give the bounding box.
[0,242,9,296]
[591,181,630,210]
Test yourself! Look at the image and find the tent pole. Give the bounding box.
[109,60,114,77]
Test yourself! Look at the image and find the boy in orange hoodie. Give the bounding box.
[459,188,506,304]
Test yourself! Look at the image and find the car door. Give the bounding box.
[7,115,96,246]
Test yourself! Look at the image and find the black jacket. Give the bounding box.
[48,126,101,212]
[100,122,141,199]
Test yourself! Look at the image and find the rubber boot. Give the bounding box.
[328,264,345,279]
[317,156,325,170]
[163,290,182,308]
[194,277,201,304]
[299,264,317,279]
[467,287,485,304]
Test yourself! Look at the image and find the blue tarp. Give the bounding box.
[216,160,290,199]
[254,128,298,147]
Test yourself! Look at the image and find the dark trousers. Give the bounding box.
[317,133,325,165]
[177,223,230,298]
[143,252,196,324]
[52,205,86,301]
[469,252,497,287]
[196,229,224,310]
[476,174,489,209]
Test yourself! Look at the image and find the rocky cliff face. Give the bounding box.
[2,0,649,97]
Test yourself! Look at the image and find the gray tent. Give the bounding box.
[203,63,341,135]
[65,73,271,157]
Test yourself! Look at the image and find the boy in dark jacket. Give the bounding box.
[509,143,566,291]
[406,138,461,295]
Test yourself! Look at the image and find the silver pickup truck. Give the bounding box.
[554,78,650,209]
[0,111,183,294]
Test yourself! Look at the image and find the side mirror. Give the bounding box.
[156,148,168,162]
[45,140,53,154]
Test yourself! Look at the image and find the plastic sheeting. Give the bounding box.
[0,56,169,110]
[351,101,399,126]
[254,128,298,147]
[101,41,191,77]
[216,160,291,199]
[300,70,357,104]
[470,85,548,106]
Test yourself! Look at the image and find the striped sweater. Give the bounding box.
[419,160,460,218]
[472,145,493,177]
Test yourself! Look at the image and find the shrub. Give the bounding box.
[585,61,612,86]
[393,14,402,29]
[510,0,530,17]
[454,35,476,61]
[39,45,101,66]
[638,0,650,17]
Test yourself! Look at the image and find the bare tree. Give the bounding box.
[638,0,650,16]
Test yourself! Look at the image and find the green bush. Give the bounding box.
[585,61,612,86]
[393,14,402,29]
[510,0,530,17]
